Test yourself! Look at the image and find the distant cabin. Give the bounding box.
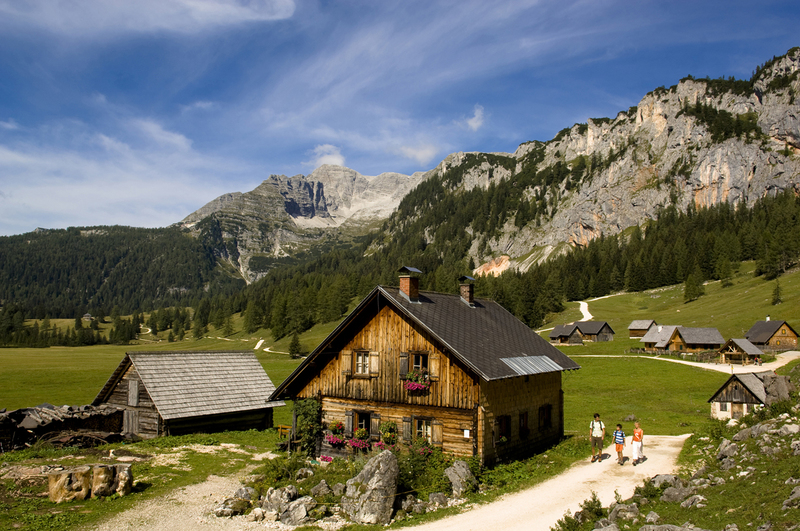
[93,351,284,438]
[628,320,656,339]
[719,338,763,365]
[640,326,723,353]
[745,320,798,351]
[708,371,795,420]
[549,324,583,345]
[575,321,615,342]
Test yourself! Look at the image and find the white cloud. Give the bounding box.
[0,0,295,35]
[0,119,19,130]
[181,100,216,113]
[397,144,439,166]
[134,119,193,151]
[305,144,345,168]
[464,105,485,132]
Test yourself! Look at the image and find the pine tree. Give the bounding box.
[289,331,303,359]
[772,279,782,305]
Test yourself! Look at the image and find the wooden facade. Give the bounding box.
[94,351,283,438]
[746,320,799,351]
[708,373,767,420]
[275,278,579,465]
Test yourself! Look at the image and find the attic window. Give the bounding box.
[412,352,428,371]
[354,350,369,376]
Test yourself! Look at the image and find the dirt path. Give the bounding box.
[407,435,689,531]
[572,350,800,375]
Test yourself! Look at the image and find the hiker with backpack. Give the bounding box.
[589,413,605,462]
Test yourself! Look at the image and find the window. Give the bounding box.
[720,402,728,412]
[415,418,431,443]
[412,352,428,371]
[538,404,552,429]
[496,415,511,443]
[519,412,529,439]
[354,350,369,375]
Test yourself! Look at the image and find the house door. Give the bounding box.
[731,403,744,419]
[123,410,139,433]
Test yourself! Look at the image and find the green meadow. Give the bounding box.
[1,262,796,436]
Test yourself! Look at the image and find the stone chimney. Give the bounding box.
[398,266,422,302]
[459,275,475,307]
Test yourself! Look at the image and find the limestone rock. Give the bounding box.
[341,450,398,525]
[444,460,477,497]
[660,486,693,503]
[280,495,316,525]
[260,485,298,513]
[311,479,332,498]
[651,474,683,489]
[332,482,345,496]
[646,511,660,524]
[295,467,314,482]
[783,486,800,509]
[234,486,257,501]
[680,494,706,508]
[213,497,250,517]
[608,502,639,521]
[428,492,449,508]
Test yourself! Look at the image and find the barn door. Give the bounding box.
[732,403,744,419]
[123,410,139,434]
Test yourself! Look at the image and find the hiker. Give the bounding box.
[590,413,605,462]
[632,421,644,465]
[613,423,626,465]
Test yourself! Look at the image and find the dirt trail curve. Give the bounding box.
[408,435,689,531]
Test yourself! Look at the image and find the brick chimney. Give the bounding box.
[398,266,422,302]
[459,275,475,307]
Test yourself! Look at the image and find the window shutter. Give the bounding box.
[370,413,381,440]
[341,350,352,376]
[399,352,409,379]
[432,419,443,446]
[345,410,354,437]
[128,379,139,407]
[402,416,412,442]
[428,352,440,381]
[369,351,380,377]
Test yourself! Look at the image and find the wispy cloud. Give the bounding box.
[305,144,345,168]
[0,119,19,130]
[463,105,485,132]
[134,119,193,151]
[0,0,296,35]
[397,144,439,166]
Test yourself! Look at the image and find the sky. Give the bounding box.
[0,1,798,236]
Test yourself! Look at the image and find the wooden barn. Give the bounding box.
[745,320,798,351]
[575,321,615,342]
[639,325,678,352]
[719,338,763,365]
[271,269,581,465]
[549,324,583,345]
[708,372,775,420]
[639,325,723,353]
[628,320,656,339]
[93,351,284,438]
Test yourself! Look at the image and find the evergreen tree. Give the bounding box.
[772,279,782,305]
[289,331,303,359]
[222,315,234,336]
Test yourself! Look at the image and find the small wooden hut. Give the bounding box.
[549,324,583,345]
[628,320,656,338]
[575,321,615,342]
[93,351,284,438]
[719,338,763,365]
[745,320,798,351]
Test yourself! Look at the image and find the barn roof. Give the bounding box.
[575,321,615,335]
[640,325,679,348]
[273,285,580,398]
[628,319,656,331]
[549,323,579,339]
[708,372,772,405]
[723,338,763,356]
[94,351,283,420]
[745,320,796,344]
[677,327,724,346]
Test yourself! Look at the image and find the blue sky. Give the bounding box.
[0,0,798,236]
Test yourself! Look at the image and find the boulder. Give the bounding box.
[763,374,795,405]
[280,495,316,525]
[260,485,298,513]
[782,486,800,509]
[234,486,257,501]
[444,460,477,497]
[645,511,660,524]
[214,497,250,517]
[48,466,92,503]
[660,486,693,503]
[310,479,332,498]
[295,467,314,481]
[608,502,638,522]
[90,464,132,497]
[428,492,449,508]
[341,450,399,525]
[717,439,738,459]
[680,494,706,508]
[650,474,682,489]
[332,482,346,496]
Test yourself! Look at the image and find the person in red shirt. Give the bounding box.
[632,421,645,465]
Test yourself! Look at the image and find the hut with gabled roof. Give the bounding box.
[719,338,763,365]
[93,351,284,438]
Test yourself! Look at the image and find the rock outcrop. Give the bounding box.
[48,464,132,503]
[341,450,399,525]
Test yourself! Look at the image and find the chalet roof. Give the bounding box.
[708,371,772,405]
[677,327,724,346]
[640,325,679,348]
[273,286,580,397]
[93,351,283,420]
[745,320,796,344]
[722,338,763,356]
[628,319,656,331]
[575,321,615,335]
[549,323,578,339]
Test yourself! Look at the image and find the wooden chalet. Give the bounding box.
[719,338,763,365]
[549,324,583,345]
[271,269,581,465]
[628,319,656,339]
[639,325,723,353]
[745,320,798,351]
[93,351,284,438]
[639,325,678,352]
[708,372,771,420]
[575,321,615,342]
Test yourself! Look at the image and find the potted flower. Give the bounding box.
[324,420,347,446]
[348,428,371,451]
[404,368,430,393]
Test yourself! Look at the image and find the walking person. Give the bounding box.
[589,413,605,462]
[613,423,626,465]
[632,421,644,465]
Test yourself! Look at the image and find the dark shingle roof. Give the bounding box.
[628,320,656,331]
[745,320,794,344]
[379,287,580,380]
[640,325,678,348]
[678,327,724,346]
[576,321,614,335]
[549,324,578,339]
[708,371,771,405]
[725,338,763,356]
[94,351,283,420]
